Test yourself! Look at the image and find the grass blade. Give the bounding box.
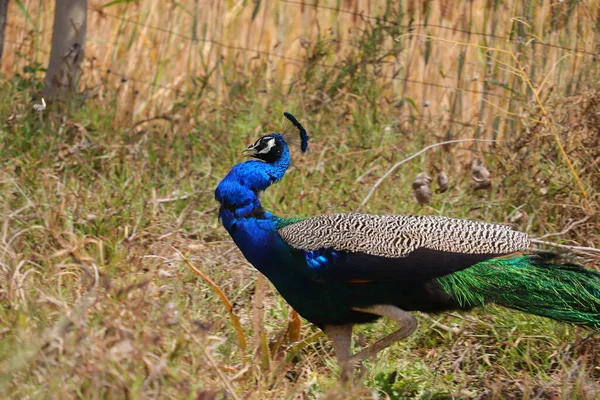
[172,246,247,355]
[101,0,139,8]
[15,0,33,26]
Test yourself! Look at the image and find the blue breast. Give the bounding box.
[219,208,305,286]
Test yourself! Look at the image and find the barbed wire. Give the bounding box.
[0,38,521,129]
[280,0,599,58]
[103,68,181,93]
[91,8,197,42]
[92,3,599,58]
[4,3,594,104]
[92,5,599,61]
[4,39,50,55]
[7,3,599,61]
[9,3,593,58]
[3,28,522,102]
[100,44,519,101]
[96,64,517,102]
[85,9,523,102]
[6,22,31,31]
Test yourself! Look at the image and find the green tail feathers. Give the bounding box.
[438,253,600,327]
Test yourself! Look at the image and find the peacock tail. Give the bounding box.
[437,253,600,327]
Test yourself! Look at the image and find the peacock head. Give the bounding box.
[242,112,309,164]
[243,133,286,163]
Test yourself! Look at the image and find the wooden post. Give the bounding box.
[0,0,9,64]
[43,0,87,100]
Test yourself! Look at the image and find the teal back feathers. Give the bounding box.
[438,253,600,327]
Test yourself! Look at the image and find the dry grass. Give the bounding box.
[1,0,600,399]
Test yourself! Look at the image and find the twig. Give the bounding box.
[357,139,498,211]
[133,115,174,129]
[418,312,461,334]
[537,215,592,240]
[154,190,209,204]
[530,238,600,255]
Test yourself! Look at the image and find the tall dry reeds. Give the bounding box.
[4,1,598,132]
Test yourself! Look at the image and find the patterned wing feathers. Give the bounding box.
[277,213,529,258]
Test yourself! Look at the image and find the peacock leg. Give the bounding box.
[348,305,418,364]
[323,323,354,364]
[323,323,362,380]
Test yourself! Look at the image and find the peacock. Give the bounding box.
[214,112,600,368]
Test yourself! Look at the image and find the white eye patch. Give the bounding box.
[257,137,276,154]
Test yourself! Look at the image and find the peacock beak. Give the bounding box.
[242,143,260,157]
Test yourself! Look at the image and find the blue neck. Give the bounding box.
[214,145,290,218]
